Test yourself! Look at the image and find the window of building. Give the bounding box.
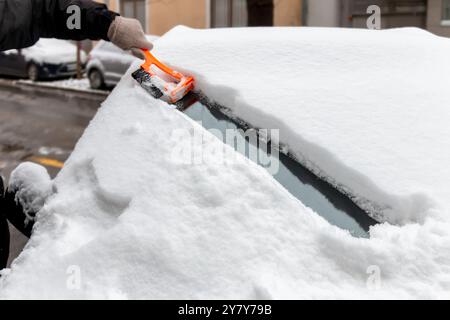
[442,0,450,26]
[246,0,274,26]
[211,0,248,27]
[120,0,146,29]
[443,0,450,19]
[444,0,450,19]
[211,0,275,27]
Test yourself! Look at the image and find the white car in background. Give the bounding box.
[86,35,159,89]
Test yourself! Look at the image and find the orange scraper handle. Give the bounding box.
[140,49,184,80]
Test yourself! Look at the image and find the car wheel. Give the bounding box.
[88,69,105,90]
[27,63,39,81]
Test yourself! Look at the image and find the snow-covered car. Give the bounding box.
[0,38,87,81]
[2,26,450,300]
[86,36,158,89]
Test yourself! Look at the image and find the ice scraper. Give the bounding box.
[132,49,196,108]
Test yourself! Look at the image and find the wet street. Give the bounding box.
[0,80,105,266]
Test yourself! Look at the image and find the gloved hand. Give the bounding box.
[107,16,153,59]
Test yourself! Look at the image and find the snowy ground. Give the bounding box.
[18,78,108,95]
[1,27,450,299]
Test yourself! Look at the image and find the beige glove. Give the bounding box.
[107,16,153,59]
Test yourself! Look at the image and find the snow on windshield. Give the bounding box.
[154,26,450,226]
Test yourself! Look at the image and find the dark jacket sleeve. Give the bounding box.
[0,0,119,51]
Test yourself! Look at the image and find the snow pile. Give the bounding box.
[1,27,450,299]
[8,162,53,221]
[42,78,91,91]
[19,78,107,94]
[22,39,87,65]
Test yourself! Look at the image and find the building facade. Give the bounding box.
[101,0,303,36]
[303,0,450,38]
[304,0,427,29]
[100,0,450,38]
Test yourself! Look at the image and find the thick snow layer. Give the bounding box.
[20,39,87,65]
[153,26,450,225]
[34,78,91,91]
[1,27,450,299]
